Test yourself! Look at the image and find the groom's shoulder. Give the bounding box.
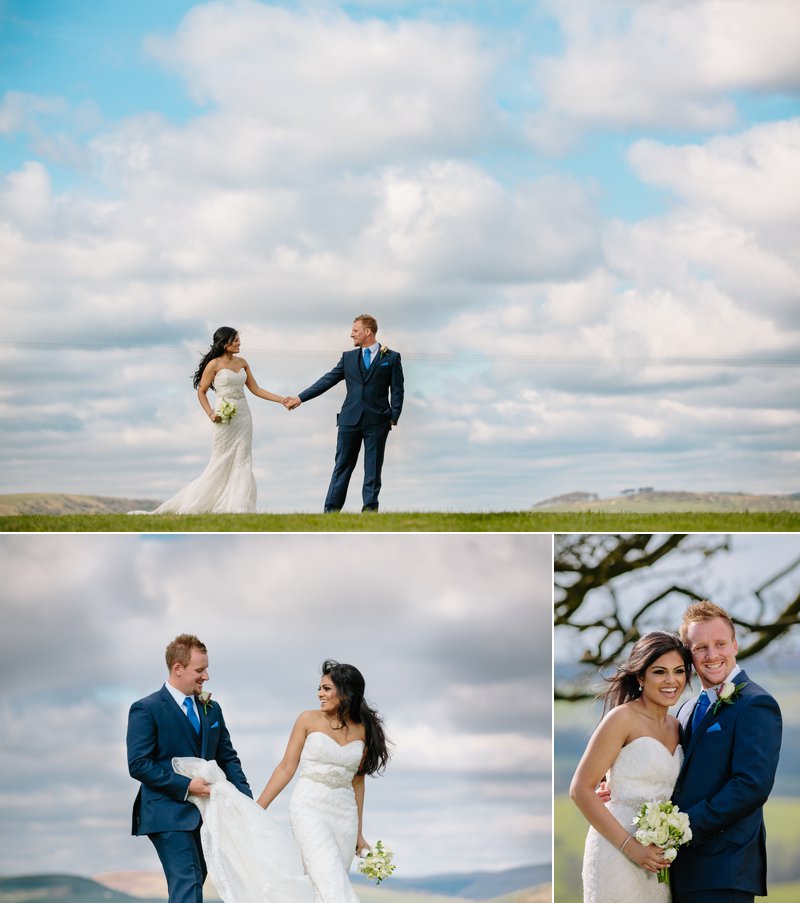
[739,674,778,703]
[131,687,166,709]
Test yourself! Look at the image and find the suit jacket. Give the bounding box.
[671,671,782,896]
[298,346,404,428]
[127,686,251,836]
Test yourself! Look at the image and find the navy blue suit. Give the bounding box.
[299,346,404,511]
[671,672,782,902]
[127,687,251,903]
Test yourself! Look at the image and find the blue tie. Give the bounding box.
[183,696,200,734]
[363,347,371,368]
[691,690,710,734]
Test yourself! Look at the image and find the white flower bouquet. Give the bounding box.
[357,840,396,884]
[217,399,237,423]
[632,799,692,884]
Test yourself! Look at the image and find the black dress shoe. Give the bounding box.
[361,505,379,512]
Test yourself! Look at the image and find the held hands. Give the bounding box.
[282,396,302,411]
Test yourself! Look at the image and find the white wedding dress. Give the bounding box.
[149,369,257,514]
[581,736,683,903]
[174,732,364,903]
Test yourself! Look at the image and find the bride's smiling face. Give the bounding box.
[317,675,340,712]
[225,334,241,354]
[640,650,687,707]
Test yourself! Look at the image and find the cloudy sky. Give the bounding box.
[2,0,800,510]
[0,532,552,878]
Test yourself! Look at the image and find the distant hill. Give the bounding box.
[532,489,800,512]
[0,494,160,515]
[0,875,161,903]
[8,871,550,903]
[350,864,550,899]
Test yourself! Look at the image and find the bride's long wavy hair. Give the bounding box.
[192,326,238,390]
[600,631,692,715]
[321,659,390,776]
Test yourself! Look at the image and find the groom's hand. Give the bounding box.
[596,779,611,804]
[188,777,211,797]
[283,396,302,410]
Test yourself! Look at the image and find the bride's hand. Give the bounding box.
[208,412,222,423]
[356,835,370,857]
[622,837,670,874]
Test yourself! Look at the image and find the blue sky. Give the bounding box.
[2,0,799,510]
[0,533,551,877]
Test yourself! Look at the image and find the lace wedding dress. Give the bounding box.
[149,369,257,514]
[581,736,683,903]
[174,732,364,903]
[289,732,364,903]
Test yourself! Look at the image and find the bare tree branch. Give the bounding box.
[554,534,800,701]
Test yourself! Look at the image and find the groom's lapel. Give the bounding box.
[681,673,747,765]
[160,687,198,747]
[199,700,210,758]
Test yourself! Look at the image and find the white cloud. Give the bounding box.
[145,1,499,170]
[530,0,800,145]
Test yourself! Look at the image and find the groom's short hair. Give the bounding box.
[166,633,207,670]
[354,314,378,334]
[679,600,735,644]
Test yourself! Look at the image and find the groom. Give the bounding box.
[671,601,782,903]
[284,314,404,512]
[126,634,251,903]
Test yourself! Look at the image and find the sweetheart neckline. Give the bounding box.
[623,734,682,757]
[216,367,246,376]
[307,730,365,749]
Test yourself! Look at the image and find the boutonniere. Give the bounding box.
[379,344,390,358]
[711,681,747,715]
[197,691,213,714]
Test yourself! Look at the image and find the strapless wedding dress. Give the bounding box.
[149,368,257,514]
[581,736,683,903]
[289,732,364,903]
[174,732,364,903]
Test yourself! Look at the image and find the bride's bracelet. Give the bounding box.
[619,835,633,855]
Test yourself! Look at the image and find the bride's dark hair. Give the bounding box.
[192,326,238,389]
[321,659,390,776]
[600,631,692,714]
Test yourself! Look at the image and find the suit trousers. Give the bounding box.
[324,422,390,511]
[149,827,207,903]
[672,891,753,903]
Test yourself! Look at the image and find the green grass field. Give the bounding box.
[2,511,799,532]
[554,795,800,903]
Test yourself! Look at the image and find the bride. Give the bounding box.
[174,660,390,903]
[570,631,692,903]
[144,327,287,514]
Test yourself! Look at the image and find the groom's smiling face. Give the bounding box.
[686,617,738,689]
[170,648,210,697]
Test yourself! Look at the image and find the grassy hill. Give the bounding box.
[0,494,160,516]
[554,795,800,903]
[1,495,798,532]
[0,875,160,903]
[533,489,800,513]
[1,874,550,903]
